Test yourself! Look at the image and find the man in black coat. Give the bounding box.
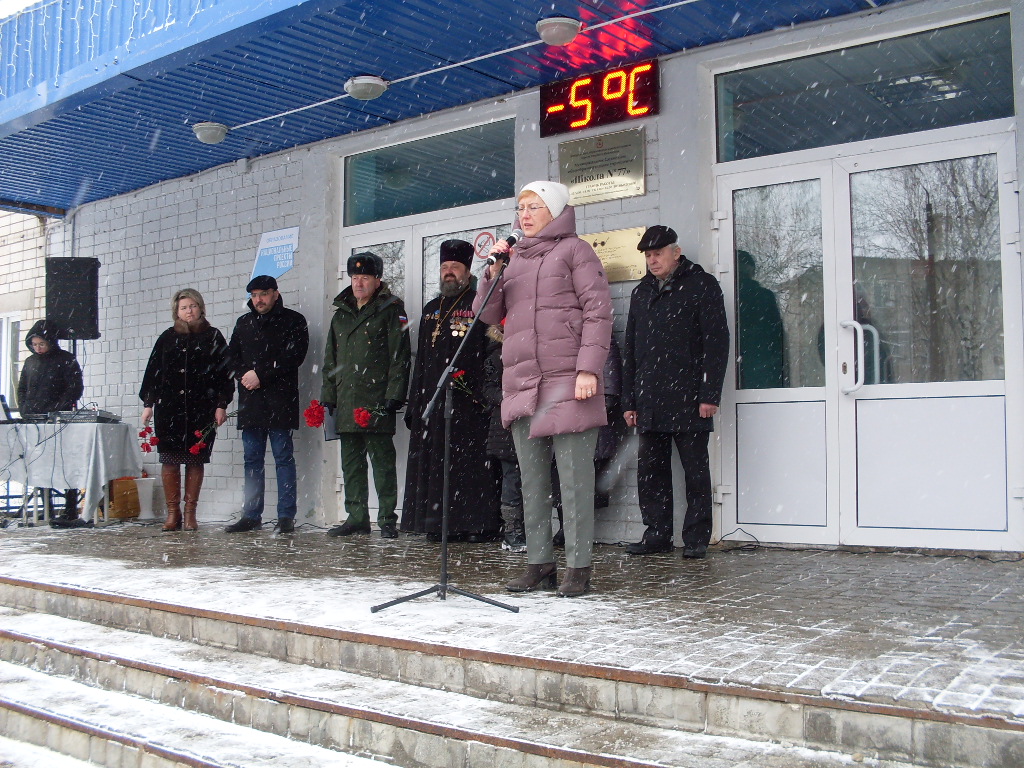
[622,226,729,558]
[16,319,85,520]
[224,275,309,533]
[401,240,502,542]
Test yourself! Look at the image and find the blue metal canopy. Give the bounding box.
[0,0,902,214]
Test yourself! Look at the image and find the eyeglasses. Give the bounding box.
[249,290,276,299]
[515,204,548,213]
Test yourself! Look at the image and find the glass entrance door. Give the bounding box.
[339,208,513,520]
[718,132,1024,550]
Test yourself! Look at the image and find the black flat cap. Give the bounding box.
[637,225,678,252]
[347,252,383,278]
[246,275,278,292]
[440,239,474,268]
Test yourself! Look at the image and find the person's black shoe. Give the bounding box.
[379,523,398,539]
[277,518,295,534]
[682,545,708,559]
[225,517,262,533]
[327,519,371,537]
[626,532,674,555]
[50,517,92,529]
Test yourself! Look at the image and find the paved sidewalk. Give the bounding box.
[0,521,1022,725]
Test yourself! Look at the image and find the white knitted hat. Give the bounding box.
[519,181,570,218]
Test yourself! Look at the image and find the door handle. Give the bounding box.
[840,319,865,394]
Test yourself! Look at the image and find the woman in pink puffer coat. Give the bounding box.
[475,181,611,597]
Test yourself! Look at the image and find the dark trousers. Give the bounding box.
[340,432,398,527]
[637,431,711,548]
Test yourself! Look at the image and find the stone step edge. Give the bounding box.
[0,626,670,768]
[0,696,222,768]
[2,574,1019,736]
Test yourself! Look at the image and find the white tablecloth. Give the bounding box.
[0,422,141,521]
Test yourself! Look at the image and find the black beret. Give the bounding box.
[439,239,474,268]
[637,225,678,252]
[246,275,278,292]
[348,252,383,278]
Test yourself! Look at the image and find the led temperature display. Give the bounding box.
[540,60,659,137]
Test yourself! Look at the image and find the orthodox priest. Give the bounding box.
[401,239,502,542]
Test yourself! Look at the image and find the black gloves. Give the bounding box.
[324,403,335,416]
[384,399,405,414]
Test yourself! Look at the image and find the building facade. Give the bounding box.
[5,0,1022,551]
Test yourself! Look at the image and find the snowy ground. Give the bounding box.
[1,522,1022,722]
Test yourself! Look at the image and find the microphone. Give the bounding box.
[486,229,525,265]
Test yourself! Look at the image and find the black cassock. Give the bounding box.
[400,288,501,537]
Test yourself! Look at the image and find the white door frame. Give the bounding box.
[336,203,515,518]
[715,125,1023,551]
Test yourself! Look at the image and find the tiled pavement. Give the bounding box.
[1,520,1022,725]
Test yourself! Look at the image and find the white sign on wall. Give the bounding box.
[251,227,299,282]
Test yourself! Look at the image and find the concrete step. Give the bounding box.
[0,575,1019,768]
[0,734,97,768]
[0,608,923,768]
[0,661,388,768]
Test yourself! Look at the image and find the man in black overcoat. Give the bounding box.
[224,275,309,533]
[622,226,729,558]
[400,240,501,542]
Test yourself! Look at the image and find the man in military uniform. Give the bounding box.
[322,252,411,538]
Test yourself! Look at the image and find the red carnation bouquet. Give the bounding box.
[353,406,387,429]
[189,409,238,455]
[304,400,326,428]
[450,369,473,397]
[139,426,159,453]
[449,369,485,410]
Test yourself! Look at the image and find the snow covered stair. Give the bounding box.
[0,661,389,767]
[0,575,1016,768]
[0,607,921,768]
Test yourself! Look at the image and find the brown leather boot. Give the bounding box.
[161,465,182,532]
[506,563,557,592]
[182,465,204,532]
[557,566,591,598]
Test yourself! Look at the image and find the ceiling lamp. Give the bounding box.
[344,75,389,101]
[192,121,229,144]
[536,16,582,46]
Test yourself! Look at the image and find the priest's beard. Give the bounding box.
[440,275,470,297]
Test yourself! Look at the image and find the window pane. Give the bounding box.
[421,225,510,306]
[850,155,1003,383]
[351,241,406,301]
[733,180,824,389]
[344,121,515,226]
[717,16,1012,162]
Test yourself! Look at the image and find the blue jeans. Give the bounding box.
[241,428,297,521]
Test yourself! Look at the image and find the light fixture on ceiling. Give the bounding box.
[192,121,229,144]
[536,16,582,46]
[344,75,389,101]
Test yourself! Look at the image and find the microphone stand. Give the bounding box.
[371,258,518,614]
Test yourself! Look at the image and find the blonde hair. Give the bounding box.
[172,288,206,322]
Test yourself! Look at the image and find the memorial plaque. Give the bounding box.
[584,227,647,283]
[559,128,646,206]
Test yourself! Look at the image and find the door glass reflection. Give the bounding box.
[733,180,824,389]
[421,225,510,305]
[850,155,1003,383]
